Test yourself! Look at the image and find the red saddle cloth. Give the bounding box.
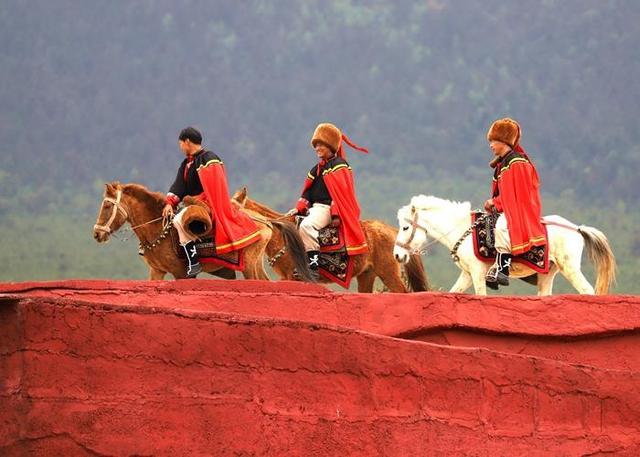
[171,226,245,271]
[297,216,356,288]
[471,211,549,274]
[317,224,355,288]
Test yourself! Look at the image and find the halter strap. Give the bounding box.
[394,211,430,251]
[93,189,128,234]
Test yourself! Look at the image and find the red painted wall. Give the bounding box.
[2,281,640,455]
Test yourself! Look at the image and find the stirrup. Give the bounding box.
[186,262,202,278]
[486,266,500,290]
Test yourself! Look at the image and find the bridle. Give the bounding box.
[93,189,129,235]
[395,207,476,261]
[394,209,430,252]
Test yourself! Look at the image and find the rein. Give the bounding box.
[137,218,173,254]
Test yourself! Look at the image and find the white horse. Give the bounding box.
[393,195,616,295]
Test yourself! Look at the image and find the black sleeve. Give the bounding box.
[168,161,187,199]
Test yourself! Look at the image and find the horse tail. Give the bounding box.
[271,220,315,283]
[404,254,430,292]
[578,225,617,295]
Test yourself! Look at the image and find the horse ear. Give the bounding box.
[238,186,248,205]
[411,205,416,215]
[231,187,247,206]
[105,182,115,193]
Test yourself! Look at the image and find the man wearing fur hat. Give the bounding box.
[292,123,369,276]
[484,118,547,289]
[162,127,261,277]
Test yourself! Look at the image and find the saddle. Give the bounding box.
[296,216,353,288]
[471,210,549,274]
[171,224,244,271]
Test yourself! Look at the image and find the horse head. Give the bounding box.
[231,186,249,207]
[394,195,469,264]
[393,202,429,264]
[93,182,130,243]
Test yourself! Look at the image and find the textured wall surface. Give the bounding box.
[2,280,640,456]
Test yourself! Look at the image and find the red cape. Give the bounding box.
[492,152,547,255]
[321,164,368,255]
[197,160,261,254]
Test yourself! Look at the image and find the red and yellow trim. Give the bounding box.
[197,159,223,172]
[511,235,547,255]
[215,229,262,254]
[322,163,351,175]
[496,157,528,180]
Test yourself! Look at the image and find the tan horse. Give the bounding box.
[232,187,430,293]
[93,182,313,281]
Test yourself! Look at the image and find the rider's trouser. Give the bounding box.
[494,214,511,254]
[173,208,199,244]
[299,203,332,252]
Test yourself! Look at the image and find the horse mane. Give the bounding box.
[409,194,471,213]
[246,197,282,218]
[120,182,166,211]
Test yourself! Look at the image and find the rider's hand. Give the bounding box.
[285,208,299,217]
[330,216,341,227]
[162,204,174,219]
[483,199,495,212]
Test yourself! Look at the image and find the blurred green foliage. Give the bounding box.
[0,1,638,293]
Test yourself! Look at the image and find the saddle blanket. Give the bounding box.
[471,211,549,274]
[171,227,245,271]
[317,225,354,288]
[295,217,355,288]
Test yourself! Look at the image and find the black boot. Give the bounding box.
[486,252,512,290]
[307,250,320,281]
[182,241,202,278]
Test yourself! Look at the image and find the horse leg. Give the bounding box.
[449,270,472,293]
[241,258,262,280]
[356,268,377,293]
[252,238,271,281]
[558,262,595,294]
[375,263,407,293]
[469,264,488,295]
[148,267,166,280]
[537,264,559,296]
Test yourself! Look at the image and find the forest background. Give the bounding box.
[1,0,638,293]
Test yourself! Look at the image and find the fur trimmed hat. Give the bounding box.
[487,118,521,148]
[311,123,342,153]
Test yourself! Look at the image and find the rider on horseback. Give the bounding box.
[292,123,369,278]
[483,118,547,290]
[162,127,261,278]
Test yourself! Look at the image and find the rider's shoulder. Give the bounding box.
[326,156,349,170]
[503,150,528,166]
[195,150,223,165]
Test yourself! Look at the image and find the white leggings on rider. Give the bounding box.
[173,208,199,245]
[299,203,332,252]
[494,214,511,254]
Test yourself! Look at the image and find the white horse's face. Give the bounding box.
[394,204,428,264]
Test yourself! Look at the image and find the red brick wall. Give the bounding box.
[2,281,640,455]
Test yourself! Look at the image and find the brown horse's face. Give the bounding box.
[93,183,129,243]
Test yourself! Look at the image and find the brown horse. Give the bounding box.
[93,182,313,281]
[232,187,430,293]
